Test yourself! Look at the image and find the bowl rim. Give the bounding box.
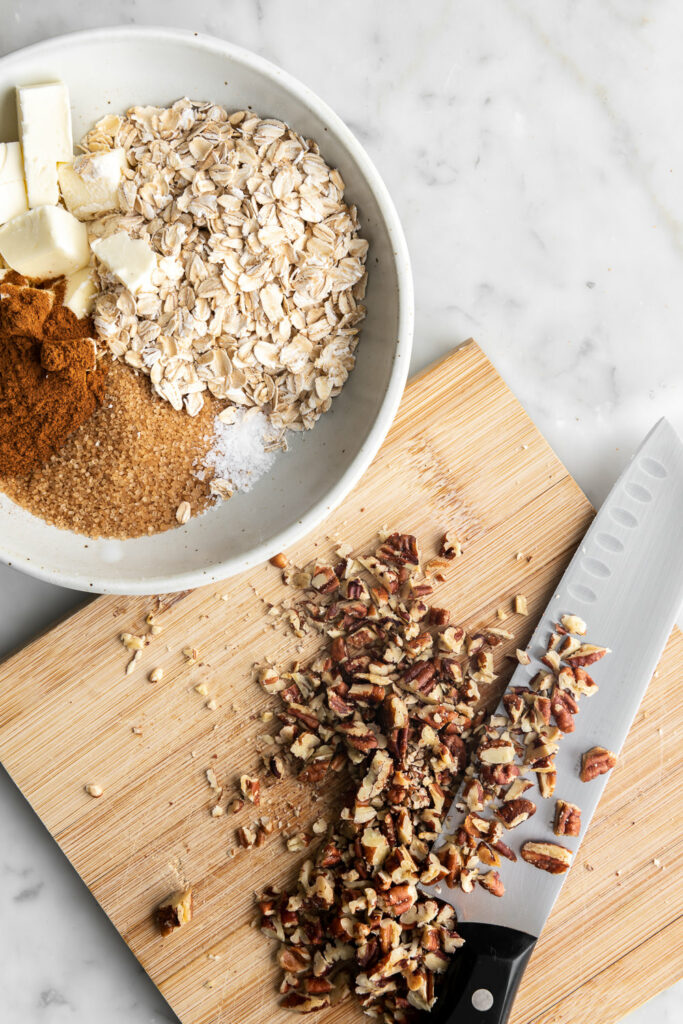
[0,25,414,596]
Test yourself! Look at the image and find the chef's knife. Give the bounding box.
[420,418,683,1024]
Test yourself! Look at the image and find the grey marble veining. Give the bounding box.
[1,2,681,1021]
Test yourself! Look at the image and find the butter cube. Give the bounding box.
[58,149,127,220]
[16,82,73,207]
[91,230,156,293]
[0,142,28,224]
[63,266,96,318]
[0,205,89,279]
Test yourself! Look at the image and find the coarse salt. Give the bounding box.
[204,410,279,495]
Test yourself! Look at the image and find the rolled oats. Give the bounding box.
[84,99,368,436]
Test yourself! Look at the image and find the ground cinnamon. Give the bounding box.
[0,273,104,476]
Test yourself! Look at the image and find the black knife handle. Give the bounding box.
[425,924,537,1024]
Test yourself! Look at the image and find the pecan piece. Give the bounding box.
[381,693,409,730]
[330,636,347,662]
[439,531,461,560]
[383,883,417,916]
[560,613,586,635]
[240,774,261,805]
[155,887,193,936]
[550,686,578,733]
[565,644,609,667]
[478,871,505,897]
[462,778,485,811]
[429,607,450,627]
[580,746,617,782]
[554,800,581,837]
[281,993,330,1013]
[495,797,536,829]
[504,778,533,801]
[278,945,311,973]
[327,691,353,718]
[298,758,331,784]
[481,762,520,788]
[521,841,572,874]
[538,771,557,798]
[237,825,257,849]
[310,565,339,593]
[478,738,516,765]
[492,838,517,862]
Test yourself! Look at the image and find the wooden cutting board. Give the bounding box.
[0,342,680,1024]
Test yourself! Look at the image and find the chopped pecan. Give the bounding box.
[439,531,461,560]
[155,887,193,936]
[240,774,261,805]
[377,532,420,567]
[580,746,617,782]
[278,945,311,973]
[429,607,450,627]
[492,838,517,862]
[237,825,257,849]
[495,798,536,829]
[478,738,515,765]
[254,531,603,1022]
[327,691,353,718]
[281,993,330,1013]
[479,871,505,897]
[381,693,409,730]
[438,625,464,653]
[330,636,347,662]
[554,800,581,836]
[565,644,609,667]
[298,758,332,784]
[310,565,339,593]
[463,778,485,811]
[538,771,557,798]
[383,883,417,916]
[521,841,572,874]
[504,778,533,801]
[560,613,587,635]
[550,686,578,732]
[481,762,520,787]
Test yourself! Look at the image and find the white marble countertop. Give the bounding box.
[1,1,681,1021]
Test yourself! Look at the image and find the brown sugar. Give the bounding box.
[1,360,217,539]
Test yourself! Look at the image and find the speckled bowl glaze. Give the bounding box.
[0,27,413,595]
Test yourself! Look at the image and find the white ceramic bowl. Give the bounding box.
[0,27,413,595]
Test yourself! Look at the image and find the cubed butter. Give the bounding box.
[91,230,156,293]
[0,142,28,224]
[16,82,73,207]
[0,205,89,279]
[58,149,127,219]
[63,266,96,318]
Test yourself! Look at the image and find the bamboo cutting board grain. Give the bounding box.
[0,341,680,1024]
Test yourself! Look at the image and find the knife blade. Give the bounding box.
[419,418,683,1024]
